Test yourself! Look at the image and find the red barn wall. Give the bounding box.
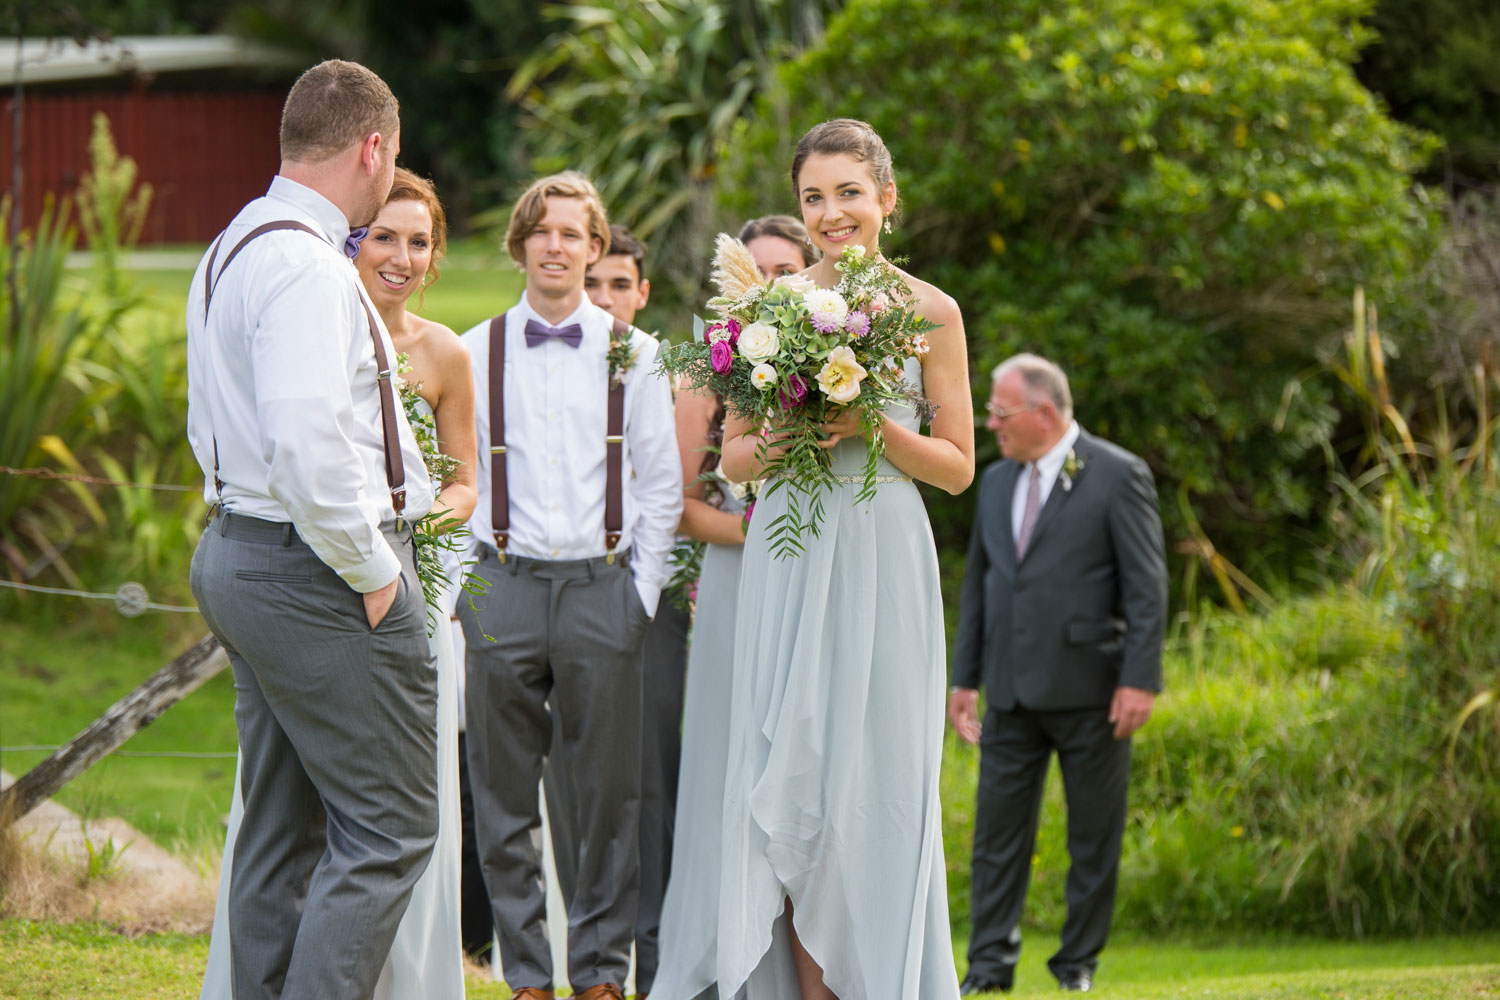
[1,89,284,244]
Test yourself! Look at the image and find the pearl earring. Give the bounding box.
[883,216,892,235]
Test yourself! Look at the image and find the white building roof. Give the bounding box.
[0,35,304,86]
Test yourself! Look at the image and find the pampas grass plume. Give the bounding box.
[709,234,765,301]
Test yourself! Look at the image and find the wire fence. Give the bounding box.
[0,464,198,492]
[0,578,197,614]
[2,464,202,615]
[1,746,235,759]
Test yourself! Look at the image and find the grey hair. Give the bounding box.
[991,353,1073,421]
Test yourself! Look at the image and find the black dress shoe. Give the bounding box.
[1057,968,1093,991]
[959,972,1014,995]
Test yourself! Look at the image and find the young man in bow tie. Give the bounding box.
[546,224,682,999]
[457,173,682,1000]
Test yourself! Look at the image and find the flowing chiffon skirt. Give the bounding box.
[655,359,958,1000]
[651,539,746,999]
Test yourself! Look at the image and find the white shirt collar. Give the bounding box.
[266,175,350,248]
[1032,420,1081,480]
[518,290,602,327]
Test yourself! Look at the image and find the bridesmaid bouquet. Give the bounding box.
[396,357,473,629]
[661,235,935,557]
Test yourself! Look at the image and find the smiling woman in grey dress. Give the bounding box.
[653,216,820,1000]
[652,121,975,1000]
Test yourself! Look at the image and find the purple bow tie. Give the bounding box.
[524,318,584,348]
[343,227,369,260]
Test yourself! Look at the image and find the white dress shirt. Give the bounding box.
[461,295,682,616]
[186,176,434,593]
[1012,420,1082,543]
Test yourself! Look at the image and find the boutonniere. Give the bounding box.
[607,326,638,387]
[1060,448,1086,492]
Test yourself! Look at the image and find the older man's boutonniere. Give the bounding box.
[607,326,638,387]
[1061,448,1086,492]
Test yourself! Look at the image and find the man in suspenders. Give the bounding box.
[458,173,682,1000]
[556,225,684,999]
[185,60,437,999]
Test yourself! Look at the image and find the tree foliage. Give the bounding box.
[1356,0,1500,188]
[723,0,1441,582]
[226,0,546,224]
[509,0,844,312]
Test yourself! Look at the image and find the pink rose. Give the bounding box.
[710,338,734,374]
[725,317,742,346]
[778,374,809,411]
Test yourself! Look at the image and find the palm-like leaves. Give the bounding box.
[509,0,842,309]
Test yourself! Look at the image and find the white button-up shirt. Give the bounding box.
[1012,420,1082,543]
[461,295,682,616]
[185,176,434,593]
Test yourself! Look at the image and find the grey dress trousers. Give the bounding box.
[190,511,438,1000]
[459,546,652,992]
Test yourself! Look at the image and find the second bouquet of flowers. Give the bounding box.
[662,235,935,558]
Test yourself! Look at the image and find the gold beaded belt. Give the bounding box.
[831,474,913,484]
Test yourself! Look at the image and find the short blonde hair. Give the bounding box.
[280,59,398,164]
[505,171,610,265]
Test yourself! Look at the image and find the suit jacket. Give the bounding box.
[951,429,1167,712]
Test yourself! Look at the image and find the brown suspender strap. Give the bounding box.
[203,220,406,518]
[487,315,510,560]
[604,317,628,561]
[488,315,629,562]
[359,294,407,516]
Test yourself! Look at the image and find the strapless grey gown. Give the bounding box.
[652,359,958,1000]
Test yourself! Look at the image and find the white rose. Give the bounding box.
[750,362,777,391]
[775,273,817,295]
[738,321,781,362]
[804,288,849,323]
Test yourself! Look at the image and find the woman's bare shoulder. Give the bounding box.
[898,270,961,328]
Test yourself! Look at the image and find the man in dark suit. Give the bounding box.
[949,353,1167,994]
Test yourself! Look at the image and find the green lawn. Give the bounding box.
[1,920,1494,1000]
[0,609,235,855]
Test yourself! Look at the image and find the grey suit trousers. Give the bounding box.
[190,511,438,1000]
[632,599,691,993]
[459,547,650,992]
[968,704,1131,982]
[546,600,691,991]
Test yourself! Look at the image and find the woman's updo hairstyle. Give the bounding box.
[790,118,897,212]
[737,214,819,269]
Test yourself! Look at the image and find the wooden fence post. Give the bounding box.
[0,633,226,826]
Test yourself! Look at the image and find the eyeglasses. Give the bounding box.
[984,401,1035,421]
